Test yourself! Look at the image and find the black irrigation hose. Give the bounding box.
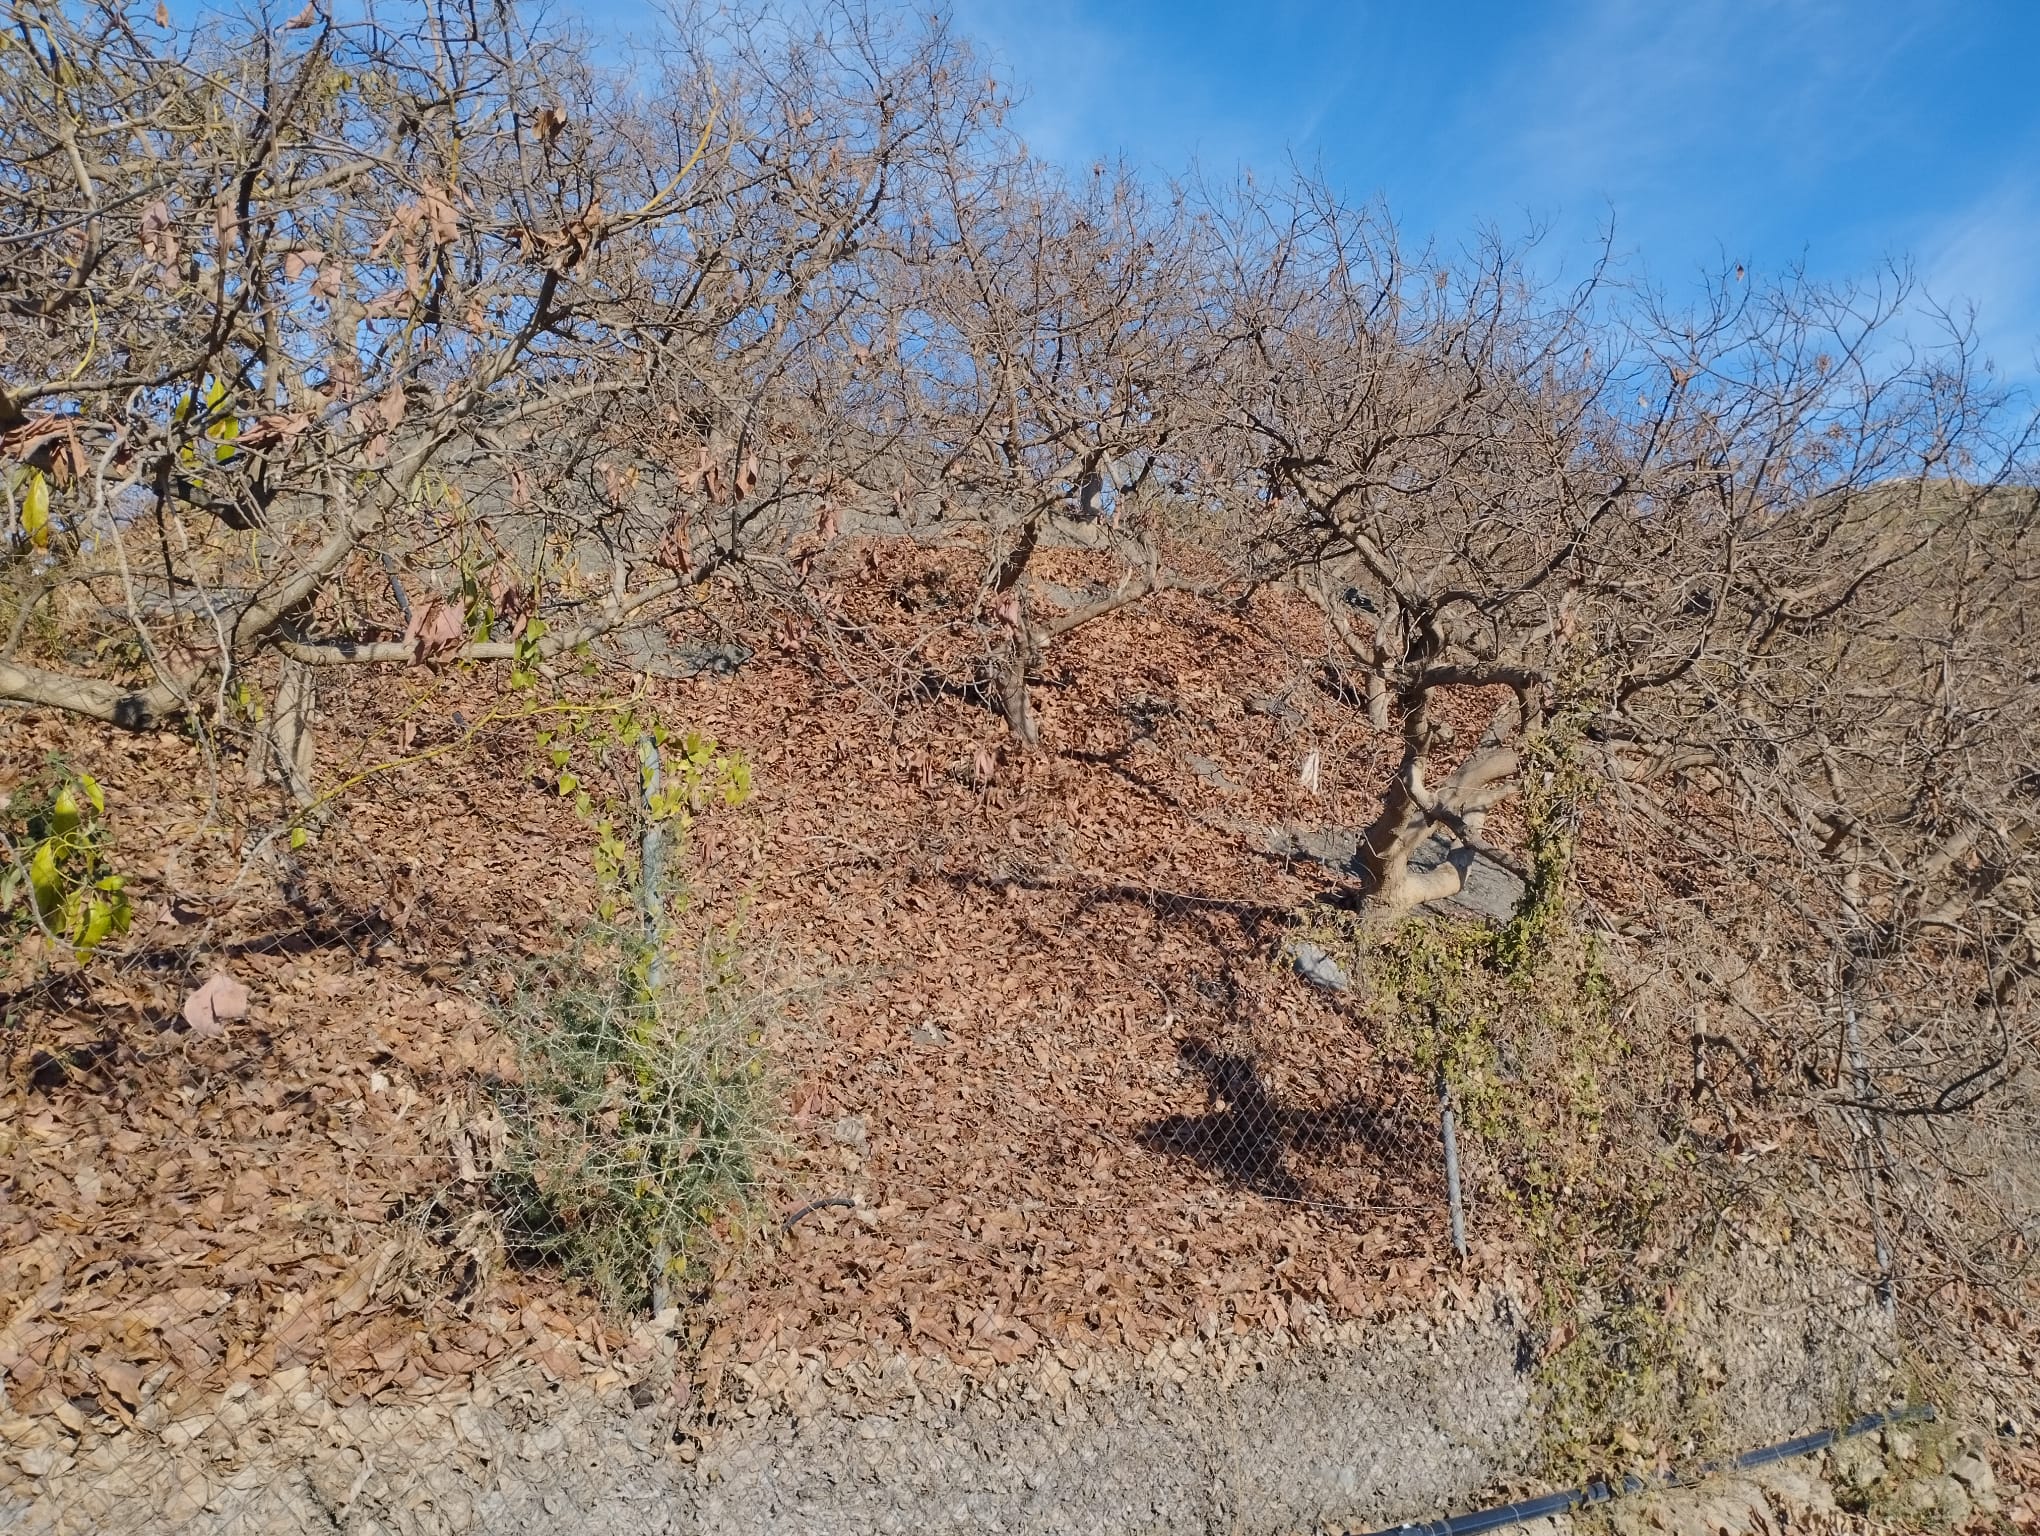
[1362,1404,1938,1536]
[781,1195,857,1232]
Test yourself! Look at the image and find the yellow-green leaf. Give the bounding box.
[21,469,50,550]
[289,825,309,850]
[76,896,116,954]
[556,771,579,796]
[77,773,105,815]
[51,784,82,837]
[29,841,62,917]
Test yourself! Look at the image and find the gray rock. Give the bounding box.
[1186,755,1242,795]
[909,1025,948,1046]
[829,1116,869,1154]
[595,630,754,681]
[1248,823,1525,924]
[1753,1465,1836,1519]
[1256,821,1358,867]
[1293,942,1352,992]
[1244,693,1304,724]
[1945,1450,1997,1509]
[1828,1435,1885,1492]
[1408,834,1524,922]
[1900,1473,1971,1523]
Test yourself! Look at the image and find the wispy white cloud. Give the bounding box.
[947,0,1340,179]
[1444,0,1939,253]
[947,0,1188,171]
[937,0,2039,383]
[1913,169,2040,383]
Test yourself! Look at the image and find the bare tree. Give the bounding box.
[0,0,982,795]
[1191,175,2040,965]
[867,148,1212,744]
[1596,285,2040,1307]
[1193,177,1609,914]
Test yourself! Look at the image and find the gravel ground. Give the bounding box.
[1,1244,1902,1536]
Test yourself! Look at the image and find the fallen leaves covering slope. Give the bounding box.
[2,536,1525,1457]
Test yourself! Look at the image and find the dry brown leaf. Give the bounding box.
[653,513,692,573]
[182,973,250,1038]
[421,184,460,246]
[93,1357,144,1406]
[139,200,179,269]
[403,600,466,664]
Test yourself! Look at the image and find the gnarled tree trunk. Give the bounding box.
[1353,692,1522,922]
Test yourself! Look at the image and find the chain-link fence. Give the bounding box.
[5,703,2029,1536]
[2,837,1509,1536]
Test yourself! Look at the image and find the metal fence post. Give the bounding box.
[1843,987,1896,1319]
[1439,1068,1468,1261]
[639,733,672,1312]
[638,733,668,988]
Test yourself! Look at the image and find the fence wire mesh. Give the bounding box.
[5,694,2027,1535]
[2,839,1503,1535]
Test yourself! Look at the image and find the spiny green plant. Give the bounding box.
[490,702,766,1313]
[491,918,777,1314]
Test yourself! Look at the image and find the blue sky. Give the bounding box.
[195,0,2040,380]
[936,0,2040,385]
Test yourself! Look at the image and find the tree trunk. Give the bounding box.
[247,659,319,807]
[993,630,1040,747]
[1352,693,1519,922]
[1355,759,1474,920]
[1364,671,1391,733]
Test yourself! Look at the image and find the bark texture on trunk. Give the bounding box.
[244,659,318,806]
[1353,691,1520,922]
[993,631,1040,747]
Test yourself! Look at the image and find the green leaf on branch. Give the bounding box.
[20,469,51,550]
